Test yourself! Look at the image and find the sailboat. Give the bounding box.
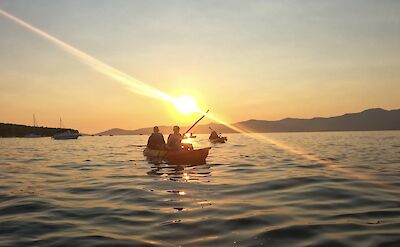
[24,114,41,138]
[53,118,79,140]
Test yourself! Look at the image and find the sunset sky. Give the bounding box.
[1,0,399,133]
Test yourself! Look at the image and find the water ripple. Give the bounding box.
[0,132,399,246]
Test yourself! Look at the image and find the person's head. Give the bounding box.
[173,125,180,134]
[153,126,159,133]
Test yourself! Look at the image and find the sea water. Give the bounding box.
[0,132,399,246]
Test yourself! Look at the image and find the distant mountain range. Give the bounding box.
[95,108,400,136]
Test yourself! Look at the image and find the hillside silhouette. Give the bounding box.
[96,108,400,135]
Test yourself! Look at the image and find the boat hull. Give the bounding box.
[53,133,79,140]
[144,147,211,165]
[210,137,227,143]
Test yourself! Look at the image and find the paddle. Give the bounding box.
[184,110,210,135]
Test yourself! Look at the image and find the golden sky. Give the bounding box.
[1,1,399,133]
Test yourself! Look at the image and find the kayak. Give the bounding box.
[183,133,197,139]
[210,136,227,143]
[143,147,211,165]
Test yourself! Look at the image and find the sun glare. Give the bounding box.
[174,95,199,115]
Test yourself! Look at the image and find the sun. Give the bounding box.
[174,95,199,115]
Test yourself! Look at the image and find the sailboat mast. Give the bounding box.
[33,114,37,127]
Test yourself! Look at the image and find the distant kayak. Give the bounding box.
[210,136,227,144]
[183,133,197,139]
[143,147,211,165]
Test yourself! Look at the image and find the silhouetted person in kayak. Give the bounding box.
[147,126,166,150]
[209,130,219,140]
[166,126,183,151]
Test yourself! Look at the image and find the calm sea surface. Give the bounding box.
[0,132,399,246]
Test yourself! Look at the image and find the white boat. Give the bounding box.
[52,118,79,140]
[53,130,79,140]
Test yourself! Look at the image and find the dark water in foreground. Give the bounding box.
[0,132,399,246]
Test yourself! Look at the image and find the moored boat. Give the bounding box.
[144,147,211,165]
[53,130,79,140]
[52,118,79,140]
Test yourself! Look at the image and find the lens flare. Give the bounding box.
[0,8,175,104]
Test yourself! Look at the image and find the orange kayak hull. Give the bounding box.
[143,147,211,165]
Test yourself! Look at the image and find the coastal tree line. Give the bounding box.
[0,123,79,137]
